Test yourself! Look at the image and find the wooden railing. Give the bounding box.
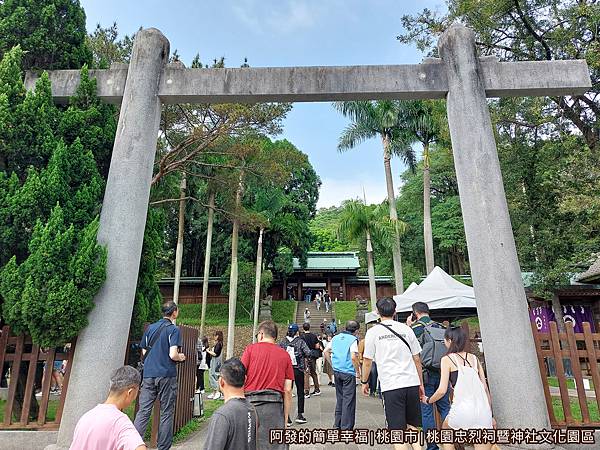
[0,322,198,441]
[133,324,198,447]
[531,320,600,428]
[0,326,75,429]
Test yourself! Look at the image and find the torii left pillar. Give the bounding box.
[48,28,170,449]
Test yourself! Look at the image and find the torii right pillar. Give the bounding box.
[439,24,551,447]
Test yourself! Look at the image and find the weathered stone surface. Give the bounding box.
[439,23,550,433]
[0,431,58,450]
[48,28,170,450]
[25,58,590,104]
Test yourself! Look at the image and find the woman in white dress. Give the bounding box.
[423,326,494,450]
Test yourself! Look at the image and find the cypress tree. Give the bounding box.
[0,0,91,70]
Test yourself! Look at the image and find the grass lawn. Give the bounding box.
[334,301,356,324]
[552,396,600,422]
[271,300,296,324]
[179,300,296,328]
[178,301,253,326]
[547,376,594,391]
[0,397,59,423]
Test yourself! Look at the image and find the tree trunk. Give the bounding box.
[199,190,215,338]
[382,135,404,294]
[226,172,244,359]
[551,292,565,333]
[423,143,435,274]
[252,227,264,343]
[456,249,466,275]
[366,230,378,311]
[172,175,187,306]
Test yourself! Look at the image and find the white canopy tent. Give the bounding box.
[364,281,420,323]
[393,266,476,313]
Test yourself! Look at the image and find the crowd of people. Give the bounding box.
[67,298,495,450]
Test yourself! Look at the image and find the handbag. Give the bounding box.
[136,321,171,375]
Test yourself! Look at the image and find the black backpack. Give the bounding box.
[417,321,447,371]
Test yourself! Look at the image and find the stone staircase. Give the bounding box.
[295,300,333,333]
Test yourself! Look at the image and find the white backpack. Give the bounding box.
[285,338,298,366]
[447,353,493,429]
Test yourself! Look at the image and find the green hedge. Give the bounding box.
[333,301,357,324]
[178,301,253,326]
[178,300,296,327]
[271,300,296,324]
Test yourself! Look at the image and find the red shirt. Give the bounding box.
[241,342,294,394]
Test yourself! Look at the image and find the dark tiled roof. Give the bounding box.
[579,257,600,283]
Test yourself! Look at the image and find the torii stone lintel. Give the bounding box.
[25,58,590,105]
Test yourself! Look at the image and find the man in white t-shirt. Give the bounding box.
[361,298,424,450]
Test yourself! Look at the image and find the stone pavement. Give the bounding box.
[288,376,390,450]
[174,374,393,450]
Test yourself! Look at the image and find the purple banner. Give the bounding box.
[562,304,595,333]
[529,304,595,333]
[530,306,554,333]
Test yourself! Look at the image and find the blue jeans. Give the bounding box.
[422,371,450,450]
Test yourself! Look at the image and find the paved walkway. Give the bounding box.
[174,374,391,450]
[549,385,597,398]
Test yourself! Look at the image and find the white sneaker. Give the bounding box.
[207,392,215,399]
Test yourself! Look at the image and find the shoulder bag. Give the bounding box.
[137,320,172,376]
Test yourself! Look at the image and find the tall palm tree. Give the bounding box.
[226,169,244,359]
[250,189,284,342]
[398,100,443,274]
[199,188,215,338]
[334,101,416,293]
[337,199,392,310]
[172,175,187,305]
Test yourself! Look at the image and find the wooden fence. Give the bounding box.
[0,326,75,429]
[137,324,198,447]
[0,322,198,442]
[531,320,600,428]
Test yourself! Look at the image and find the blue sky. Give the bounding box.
[81,0,446,208]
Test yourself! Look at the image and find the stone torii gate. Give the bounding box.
[31,24,590,449]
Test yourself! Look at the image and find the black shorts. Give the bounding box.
[382,386,422,430]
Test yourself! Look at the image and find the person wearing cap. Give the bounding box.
[279,323,311,424]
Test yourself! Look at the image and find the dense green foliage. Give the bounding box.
[0,15,158,343]
[0,208,106,346]
[131,209,165,338]
[0,0,91,70]
[220,260,273,303]
[160,138,320,281]
[86,22,134,68]
[0,49,109,345]
[309,206,353,252]
[399,0,600,153]
[396,0,600,296]
[394,145,467,275]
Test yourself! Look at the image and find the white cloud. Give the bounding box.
[317,176,398,208]
[230,0,356,35]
